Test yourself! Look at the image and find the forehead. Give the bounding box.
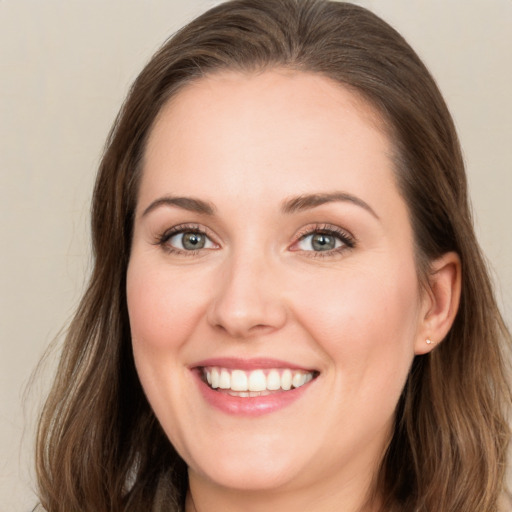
[140,69,401,218]
[147,68,387,155]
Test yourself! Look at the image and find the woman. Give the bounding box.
[35,0,511,510]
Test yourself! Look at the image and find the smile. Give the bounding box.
[202,367,317,396]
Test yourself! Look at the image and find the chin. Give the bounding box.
[196,460,300,492]
[185,438,311,492]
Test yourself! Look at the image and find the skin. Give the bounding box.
[127,69,460,512]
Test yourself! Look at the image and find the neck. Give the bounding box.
[185,467,382,512]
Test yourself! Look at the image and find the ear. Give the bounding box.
[414,252,461,355]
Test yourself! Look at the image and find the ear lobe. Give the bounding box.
[414,251,461,355]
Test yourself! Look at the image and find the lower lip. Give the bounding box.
[193,370,315,416]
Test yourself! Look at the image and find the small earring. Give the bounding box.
[426,338,434,345]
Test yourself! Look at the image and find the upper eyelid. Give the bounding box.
[155,224,219,256]
[160,223,214,240]
[290,223,356,253]
[293,223,355,241]
[154,223,219,251]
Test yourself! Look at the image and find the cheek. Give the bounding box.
[297,264,419,336]
[126,260,205,351]
[126,259,204,448]
[291,258,420,394]
[125,258,209,421]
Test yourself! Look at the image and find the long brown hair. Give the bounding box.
[36,1,511,510]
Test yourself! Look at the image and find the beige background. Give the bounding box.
[1,1,511,509]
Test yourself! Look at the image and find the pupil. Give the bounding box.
[312,234,335,251]
[183,232,205,250]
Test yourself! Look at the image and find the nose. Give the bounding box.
[207,252,287,339]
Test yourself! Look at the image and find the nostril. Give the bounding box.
[205,261,288,337]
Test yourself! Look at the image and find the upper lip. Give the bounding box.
[191,357,317,372]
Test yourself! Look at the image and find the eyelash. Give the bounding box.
[155,223,356,258]
[155,223,216,257]
[292,223,356,258]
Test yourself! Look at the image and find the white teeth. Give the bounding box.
[292,372,306,388]
[266,369,281,390]
[281,369,292,390]
[231,370,248,391]
[202,367,316,393]
[248,369,267,391]
[233,391,249,397]
[211,368,220,388]
[219,369,231,389]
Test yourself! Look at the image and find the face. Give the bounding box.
[127,70,429,498]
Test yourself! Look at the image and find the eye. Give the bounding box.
[157,224,218,254]
[291,225,355,255]
[168,231,215,251]
[297,232,343,251]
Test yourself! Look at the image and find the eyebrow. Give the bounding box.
[281,192,379,219]
[142,196,216,217]
[141,191,378,219]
